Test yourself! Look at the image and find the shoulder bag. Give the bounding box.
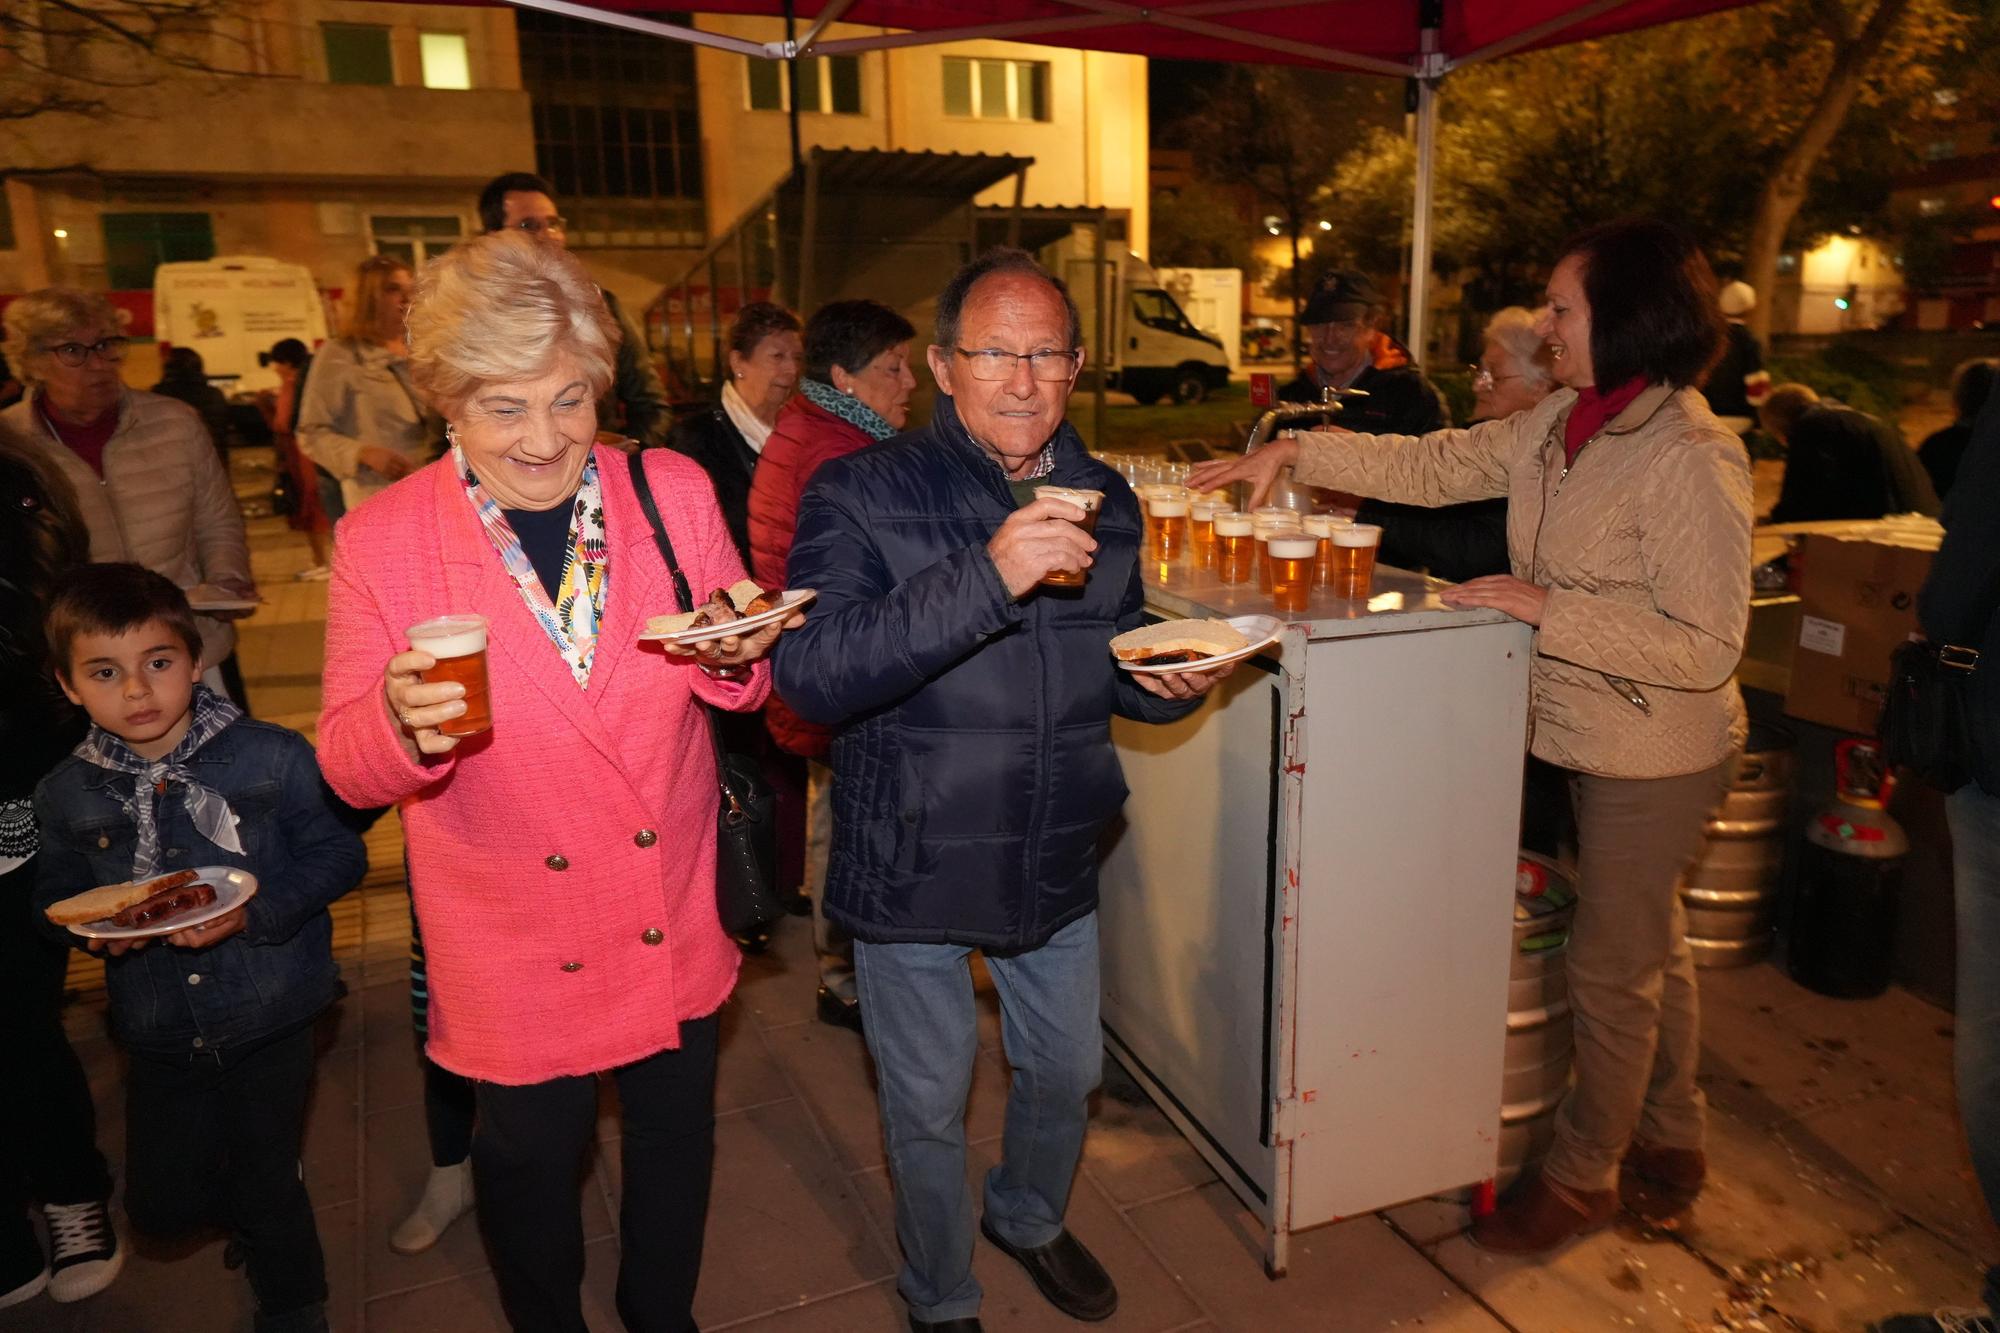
[625,449,786,937]
[1877,576,1998,792]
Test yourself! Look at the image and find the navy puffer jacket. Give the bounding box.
[774,396,1196,949]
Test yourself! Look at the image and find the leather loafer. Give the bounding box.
[907,1317,983,1332]
[1620,1140,1706,1220]
[979,1219,1117,1321]
[815,985,863,1033]
[1468,1172,1618,1255]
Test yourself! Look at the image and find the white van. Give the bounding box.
[1058,246,1234,405]
[154,256,329,394]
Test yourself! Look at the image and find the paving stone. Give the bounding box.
[854,1143,1207,1332]
[1699,1004,1895,1128]
[1430,1216,1740,1332]
[362,1234,620,1331]
[713,1002,799,1115]
[357,982,423,1116]
[1780,1090,1998,1259]
[1130,1183,1503,1332]
[1754,1221,1994,1332]
[304,1043,361,1208]
[1081,1072,1220,1207]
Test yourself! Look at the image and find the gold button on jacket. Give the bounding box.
[560,961,584,973]
[642,928,664,946]
[634,829,658,848]
[545,854,569,871]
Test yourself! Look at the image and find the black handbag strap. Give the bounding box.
[626,450,743,810]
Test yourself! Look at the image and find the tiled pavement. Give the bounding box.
[13,453,1993,1332]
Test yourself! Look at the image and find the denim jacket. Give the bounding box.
[34,718,367,1056]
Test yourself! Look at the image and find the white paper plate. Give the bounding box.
[1115,614,1285,675]
[188,597,261,613]
[67,866,260,941]
[639,589,816,645]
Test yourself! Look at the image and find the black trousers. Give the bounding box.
[472,1016,719,1333]
[1,862,113,1263]
[125,1024,327,1328]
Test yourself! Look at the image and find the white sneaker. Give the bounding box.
[45,1201,123,1303]
[388,1161,475,1255]
[294,564,332,581]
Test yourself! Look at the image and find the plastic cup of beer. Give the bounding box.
[1329,523,1383,600]
[1267,535,1319,613]
[407,614,492,737]
[1214,512,1255,584]
[1033,485,1104,588]
[1149,493,1191,562]
[1253,515,1303,593]
[1303,513,1353,587]
[1189,498,1223,568]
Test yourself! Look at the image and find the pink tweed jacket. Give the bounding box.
[317,446,769,1084]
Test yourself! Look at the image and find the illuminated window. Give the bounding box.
[943,57,1049,121]
[745,55,862,114]
[420,33,472,90]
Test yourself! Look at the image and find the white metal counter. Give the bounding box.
[1099,555,1534,1274]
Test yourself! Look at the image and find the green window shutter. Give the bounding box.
[746,56,782,110]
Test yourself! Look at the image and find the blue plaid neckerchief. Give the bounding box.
[73,684,245,877]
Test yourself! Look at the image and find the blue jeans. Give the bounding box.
[1950,784,2000,1310]
[854,912,1102,1324]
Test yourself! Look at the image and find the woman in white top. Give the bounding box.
[296,255,439,516]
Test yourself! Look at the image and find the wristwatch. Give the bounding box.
[698,660,749,680]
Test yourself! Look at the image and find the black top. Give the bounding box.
[1702,323,1765,420]
[505,503,573,601]
[1917,389,2000,794]
[665,405,759,564]
[1919,421,1973,502]
[1278,362,1448,436]
[1769,403,1940,524]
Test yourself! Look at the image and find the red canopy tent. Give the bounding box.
[505,0,1760,354]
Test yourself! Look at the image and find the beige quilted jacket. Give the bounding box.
[1293,383,1752,779]
[5,389,253,671]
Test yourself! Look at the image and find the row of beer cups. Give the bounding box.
[1134,486,1380,611]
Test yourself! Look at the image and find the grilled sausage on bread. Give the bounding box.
[1108,619,1250,666]
[44,868,204,927]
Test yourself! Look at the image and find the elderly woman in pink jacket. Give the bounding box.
[317,232,794,1333]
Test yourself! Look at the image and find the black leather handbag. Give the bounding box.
[626,450,786,937]
[1878,556,1997,793]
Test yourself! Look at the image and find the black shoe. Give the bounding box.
[979,1219,1117,1322]
[815,985,863,1034]
[907,1317,983,1332]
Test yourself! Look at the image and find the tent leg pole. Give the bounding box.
[1408,51,1440,366]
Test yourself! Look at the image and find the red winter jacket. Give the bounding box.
[748,394,879,757]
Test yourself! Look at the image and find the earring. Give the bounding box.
[445,423,459,447]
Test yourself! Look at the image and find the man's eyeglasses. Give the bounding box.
[1469,364,1520,392]
[44,337,129,368]
[511,216,567,235]
[953,347,1080,382]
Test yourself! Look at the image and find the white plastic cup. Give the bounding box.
[407,614,492,737]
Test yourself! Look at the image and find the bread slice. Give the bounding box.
[724,579,767,612]
[45,868,202,926]
[1109,619,1249,664]
[647,588,743,637]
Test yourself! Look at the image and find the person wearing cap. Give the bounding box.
[1279,269,1449,435]
[1701,280,1771,435]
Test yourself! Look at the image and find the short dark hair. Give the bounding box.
[478,172,558,233]
[161,346,206,380]
[804,300,916,383]
[934,247,1082,352]
[1950,357,1998,422]
[46,563,203,680]
[1556,219,1724,390]
[268,337,309,367]
[1759,382,1820,440]
[726,301,802,363]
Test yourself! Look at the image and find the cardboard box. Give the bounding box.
[1783,532,1934,735]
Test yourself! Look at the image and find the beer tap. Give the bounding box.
[1242,386,1369,456]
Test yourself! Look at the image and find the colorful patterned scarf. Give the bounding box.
[74,684,245,878]
[799,376,898,442]
[454,446,609,689]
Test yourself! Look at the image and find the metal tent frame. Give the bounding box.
[508,0,1756,361]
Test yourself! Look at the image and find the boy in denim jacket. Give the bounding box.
[34,564,365,1333]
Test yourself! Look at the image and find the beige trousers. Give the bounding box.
[1544,758,1733,1195]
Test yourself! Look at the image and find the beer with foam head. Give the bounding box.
[1268,535,1320,613]
[1189,497,1223,569]
[1214,512,1255,584]
[1252,514,1303,593]
[407,614,493,737]
[1303,513,1353,587]
[1149,494,1190,562]
[1032,486,1104,588]
[1329,523,1383,599]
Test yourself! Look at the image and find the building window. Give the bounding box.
[101,213,215,290]
[744,55,861,115]
[1917,196,1949,217]
[323,23,393,86]
[420,32,472,90]
[371,215,463,266]
[1925,139,1958,162]
[517,11,704,249]
[942,57,1049,121]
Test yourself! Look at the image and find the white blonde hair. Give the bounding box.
[405,231,619,416]
[2,288,119,390]
[1482,306,1556,388]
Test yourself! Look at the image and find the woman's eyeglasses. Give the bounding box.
[43,337,129,368]
[1469,364,1520,392]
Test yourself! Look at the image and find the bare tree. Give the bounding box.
[0,0,261,127]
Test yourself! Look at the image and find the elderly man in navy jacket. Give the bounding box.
[775,249,1231,1333]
